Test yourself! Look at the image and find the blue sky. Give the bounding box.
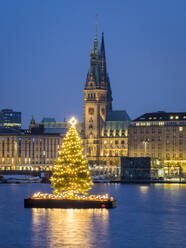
[0,0,185,127]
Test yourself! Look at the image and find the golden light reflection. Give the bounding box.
[155,183,186,188]
[153,184,186,199]
[139,186,149,194]
[32,208,109,248]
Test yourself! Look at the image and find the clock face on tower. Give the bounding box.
[88,108,94,115]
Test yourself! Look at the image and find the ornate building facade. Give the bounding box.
[0,30,131,179]
[83,31,130,178]
[128,111,186,179]
[1,30,186,182]
[0,127,62,171]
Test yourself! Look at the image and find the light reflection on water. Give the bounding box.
[139,185,149,194]
[32,208,109,248]
[1,183,186,248]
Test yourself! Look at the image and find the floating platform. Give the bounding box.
[24,198,116,209]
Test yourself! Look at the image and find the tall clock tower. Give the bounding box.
[84,31,112,156]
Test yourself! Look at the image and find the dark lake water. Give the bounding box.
[0,183,186,248]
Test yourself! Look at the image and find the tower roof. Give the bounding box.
[106,111,131,122]
[85,30,112,96]
[133,111,186,122]
[30,115,35,125]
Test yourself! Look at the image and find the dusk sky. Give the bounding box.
[0,0,185,128]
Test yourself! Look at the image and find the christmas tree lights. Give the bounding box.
[25,117,116,208]
[50,117,93,197]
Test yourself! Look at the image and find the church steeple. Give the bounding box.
[84,28,113,109]
[85,24,100,88]
[100,32,106,80]
[93,21,98,54]
[100,32,105,58]
[29,115,36,130]
[99,32,112,110]
[84,28,113,156]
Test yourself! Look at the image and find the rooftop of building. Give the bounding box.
[0,109,21,114]
[106,110,131,122]
[133,111,186,122]
[41,117,56,123]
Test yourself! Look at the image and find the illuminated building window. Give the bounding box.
[158,122,164,126]
[113,130,116,137]
[175,116,179,119]
[179,127,183,132]
[170,116,174,120]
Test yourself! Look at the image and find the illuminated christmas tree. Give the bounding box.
[50,117,93,196]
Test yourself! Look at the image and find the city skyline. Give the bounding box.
[1,0,186,128]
